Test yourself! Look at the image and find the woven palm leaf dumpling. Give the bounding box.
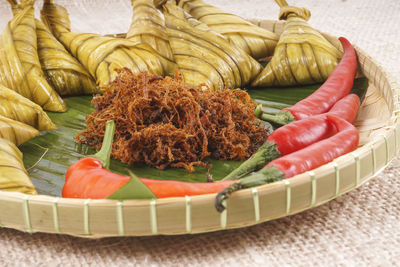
[6,0,97,97]
[162,3,262,91]
[176,0,279,60]
[0,138,37,194]
[0,1,66,112]
[40,0,177,88]
[252,0,343,87]
[127,0,176,70]
[0,84,56,131]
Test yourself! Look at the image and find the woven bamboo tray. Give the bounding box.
[0,19,399,238]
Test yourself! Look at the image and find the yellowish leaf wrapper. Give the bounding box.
[177,0,279,59]
[36,19,97,96]
[0,84,56,131]
[0,5,66,112]
[0,115,39,146]
[252,4,343,87]
[0,138,37,195]
[163,4,262,90]
[41,0,176,87]
[127,0,177,72]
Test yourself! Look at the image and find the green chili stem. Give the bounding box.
[216,166,284,212]
[92,120,115,169]
[222,141,281,181]
[260,110,296,126]
[254,104,263,118]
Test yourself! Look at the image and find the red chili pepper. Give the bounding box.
[327,93,360,124]
[223,94,360,181]
[265,114,359,178]
[216,114,359,212]
[63,121,237,199]
[259,37,358,126]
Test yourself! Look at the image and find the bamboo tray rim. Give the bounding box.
[1,19,399,238]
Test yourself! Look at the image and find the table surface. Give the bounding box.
[1,0,400,265]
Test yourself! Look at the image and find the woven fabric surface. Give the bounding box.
[1,0,400,265]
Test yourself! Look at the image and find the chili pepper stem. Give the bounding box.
[222,141,281,181]
[254,104,263,118]
[261,110,295,126]
[216,166,284,212]
[92,120,115,169]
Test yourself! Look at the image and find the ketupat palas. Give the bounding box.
[36,19,97,96]
[0,138,37,194]
[0,115,39,146]
[41,0,177,87]
[7,0,97,96]
[0,84,56,131]
[251,0,343,87]
[127,0,176,68]
[0,2,67,112]
[162,4,262,90]
[176,0,279,60]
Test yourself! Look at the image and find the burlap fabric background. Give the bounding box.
[1,0,400,265]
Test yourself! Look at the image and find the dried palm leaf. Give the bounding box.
[0,2,66,112]
[177,0,279,60]
[252,0,343,87]
[0,138,37,194]
[127,0,176,70]
[0,115,39,146]
[0,84,56,131]
[162,4,262,90]
[41,0,177,87]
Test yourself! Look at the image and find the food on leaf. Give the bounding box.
[0,115,39,146]
[216,114,359,212]
[177,0,279,59]
[64,121,237,199]
[162,3,262,90]
[77,69,268,172]
[0,85,56,131]
[0,138,37,194]
[0,1,66,112]
[127,0,176,68]
[41,0,177,87]
[251,0,343,87]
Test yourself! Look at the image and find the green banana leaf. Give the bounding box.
[19,78,368,196]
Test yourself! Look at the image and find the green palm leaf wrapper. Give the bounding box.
[40,0,177,88]
[162,3,262,90]
[251,0,343,87]
[0,0,66,112]
[176,0,279,60]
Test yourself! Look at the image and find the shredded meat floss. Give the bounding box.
[77,68,269,172]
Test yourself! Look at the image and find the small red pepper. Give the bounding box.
[216,114,359,211]
[63,121,237,199]
[223,93,360,181]
[265,114,359,178]
[259,37,358,126]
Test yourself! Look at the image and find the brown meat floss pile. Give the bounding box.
[78,69,269,172]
